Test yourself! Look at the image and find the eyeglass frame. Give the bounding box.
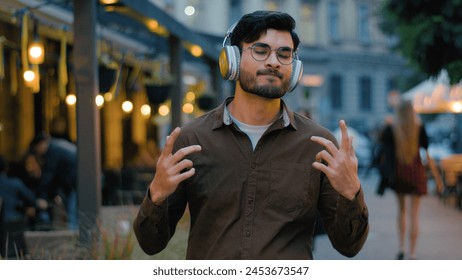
[241,42,297,65]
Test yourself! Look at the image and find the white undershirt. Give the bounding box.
[229,113,272,150]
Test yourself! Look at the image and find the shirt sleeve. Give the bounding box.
[318,174,369,258]
[132,185,187,256]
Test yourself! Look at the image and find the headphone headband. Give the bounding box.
[218,23,303,92]
[222,22,237,48]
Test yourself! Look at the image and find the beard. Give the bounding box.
[238,68,289,99]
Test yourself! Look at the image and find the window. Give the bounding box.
[328,1,340,43]
[299,3,317,45]
[329,74,343,109]
[358,3,370,44]
[359,76,372,111]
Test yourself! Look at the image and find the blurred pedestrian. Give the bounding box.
[379,99,440,260]
[0,155,47,258]
[372,115,395,195]
[29,133,78,230]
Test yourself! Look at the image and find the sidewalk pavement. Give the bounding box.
[313,169,462,260]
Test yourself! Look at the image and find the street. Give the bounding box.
[313,169,462,260]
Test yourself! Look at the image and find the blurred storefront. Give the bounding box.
[0,0,220,170]
[403,70,462,153]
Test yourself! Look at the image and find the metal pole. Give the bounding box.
[169,35,182,130]
[73,0,102,250]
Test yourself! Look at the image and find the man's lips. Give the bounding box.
[257,69,283,79]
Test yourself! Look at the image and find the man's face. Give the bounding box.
[34,140,48,157]
[238,29,294,99]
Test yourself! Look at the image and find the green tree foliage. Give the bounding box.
[380,0,462,84]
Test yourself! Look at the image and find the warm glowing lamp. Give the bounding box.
[451,101,462,113]
[66,94,77,106]
[95,94,105,107]
[122,100,133,113]
[23,70,35,82]
[182,103,194,114]
[140,104,151,117]
[158,105,170,116]
[190,45,203,57]
[28,41,44,64]
[28,20,44,64]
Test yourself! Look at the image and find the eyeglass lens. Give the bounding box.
[250,43,294,65]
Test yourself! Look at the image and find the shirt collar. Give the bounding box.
[214,97,295,129]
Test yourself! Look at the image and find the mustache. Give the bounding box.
[257,69,283,79]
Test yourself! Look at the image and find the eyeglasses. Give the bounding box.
[242,43,295,65]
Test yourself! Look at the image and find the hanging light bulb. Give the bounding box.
[95,94,105,108]
[122,100,133,113]
[140,104,151,117]
[182,102,194,114]
[28,19,44,64]
[158,104,170,116]
[23,69,35,82]
[66,94,77,106]
[28,41,44,64]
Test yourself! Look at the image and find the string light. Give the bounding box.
[23,70,35,82]
[95,94,105,107]
[66,94,77,106]
[122,100,133,113]
[158,104,170,116]
[140,104,151,117]
[182,103,194,114]
[28,19,44,64]
[28,42,44,64]
[450,101,462,113]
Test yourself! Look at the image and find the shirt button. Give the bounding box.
[246,231,251,237]
[248,198,253,204]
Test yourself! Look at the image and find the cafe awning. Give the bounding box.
[403,70,462,114]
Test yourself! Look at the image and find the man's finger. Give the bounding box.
[339,120,351,152]
[172,145,202,165]
[311,136,338,157]
[162,127,181,156]
[349,135,355,156]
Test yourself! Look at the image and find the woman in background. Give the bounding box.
[380,99,434,260]
[381,100,432,260]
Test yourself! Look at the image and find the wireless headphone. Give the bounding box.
[218,23,303,92]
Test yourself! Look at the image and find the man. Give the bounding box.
[133,10,369,259]
[29,133,78,230]
[0,155,47,258]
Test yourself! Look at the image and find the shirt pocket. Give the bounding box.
[267,161,317,215]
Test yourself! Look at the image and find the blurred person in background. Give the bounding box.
[0,155,47,258]
[380,99,440,260]
[29,133,78,230]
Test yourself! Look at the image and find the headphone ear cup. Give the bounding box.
[287,59,303,92]
[219,45,240,81]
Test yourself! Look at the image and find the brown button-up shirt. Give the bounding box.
[133,98,369,259]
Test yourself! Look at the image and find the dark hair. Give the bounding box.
[230,10,300,50]
[29,131,50,151]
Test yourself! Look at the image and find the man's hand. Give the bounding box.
[149,127,202,205]
[310,120,360,200]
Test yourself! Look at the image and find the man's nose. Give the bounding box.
[265,51,280,67]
